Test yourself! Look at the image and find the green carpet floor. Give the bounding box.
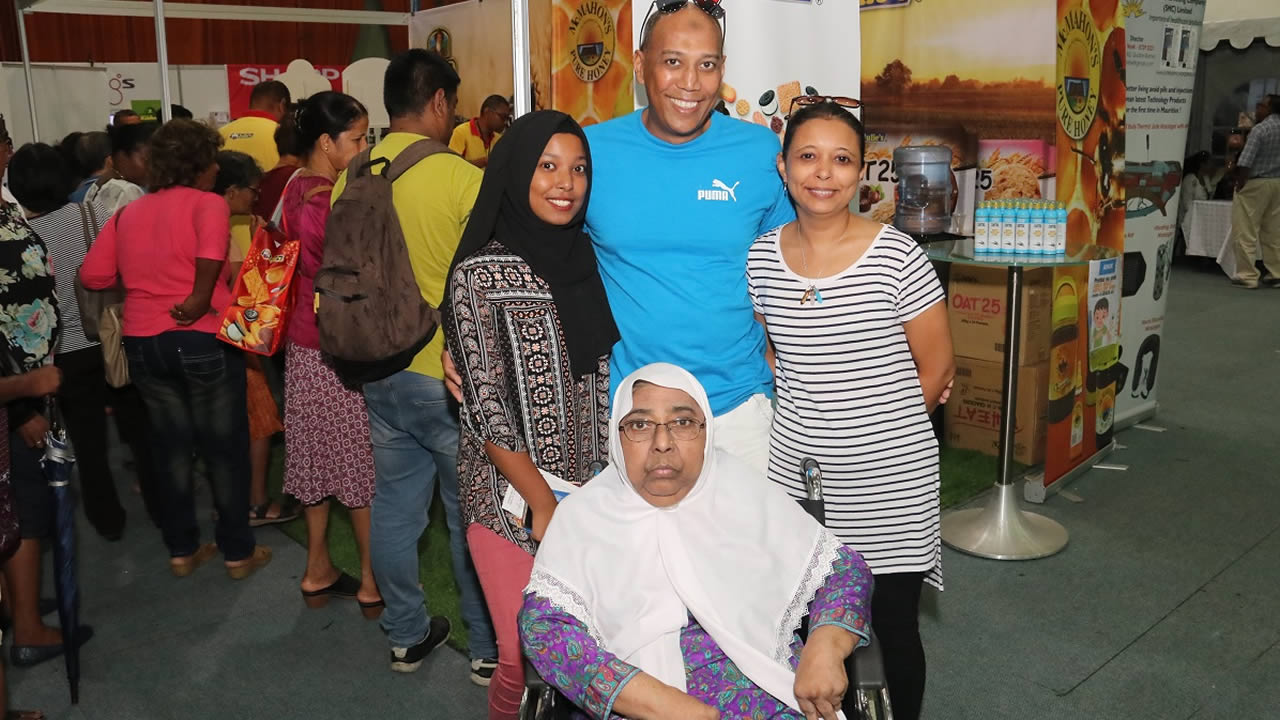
[265,442,1003,656]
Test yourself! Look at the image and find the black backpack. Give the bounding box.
[316,139,449,384]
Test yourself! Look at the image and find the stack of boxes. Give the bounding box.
[944,267,1051,465]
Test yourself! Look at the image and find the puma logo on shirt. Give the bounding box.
[698,179,740,202]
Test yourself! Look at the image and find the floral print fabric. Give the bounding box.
[445,241,610,554]
[0,202,57,373]
[519,544,872,720]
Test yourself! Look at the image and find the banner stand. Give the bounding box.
[1023,442,1115,504]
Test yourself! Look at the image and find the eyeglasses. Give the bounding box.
[787,95,864,120]
[641,0,726,48]
[619,417,706,443]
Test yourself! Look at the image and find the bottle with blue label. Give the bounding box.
[1000,201,1017,252]
[1014,201,1031,254]
[1055,202,1068,254]
[974,202,991,252]
[1044,201,1058,254]
[1029,201,1046,255]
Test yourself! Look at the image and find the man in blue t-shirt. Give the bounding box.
[583,2,792,470]
[443,2,791,470]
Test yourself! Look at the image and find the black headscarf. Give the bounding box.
[447,110,618,377]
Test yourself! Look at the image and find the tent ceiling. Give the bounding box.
[1201,0,1280,50]
[20,0,410,26]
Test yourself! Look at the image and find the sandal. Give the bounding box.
[248,496,301,527]
[7,710,45,719]
[225,545,273,580]
[300,573,360,609]
[170,544,218,578]
[359,598,386,621]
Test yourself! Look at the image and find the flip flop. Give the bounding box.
[248,496,301,527]
[300,573,360,609]
[359,598,386,621]
[226,545,273,581]
[170,544,218,578]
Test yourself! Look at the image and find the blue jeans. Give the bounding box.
[363,371,497,657]
[124,331,255,561]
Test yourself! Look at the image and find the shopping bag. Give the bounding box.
[217,221,299,356]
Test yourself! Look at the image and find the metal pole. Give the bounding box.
[511,0,532,117]
[996,266,1022,486]
[15,1,39,141]
[154,0,174,122]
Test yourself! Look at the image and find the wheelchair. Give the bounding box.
[518,459,895,720]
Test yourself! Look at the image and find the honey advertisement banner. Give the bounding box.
[553,0,634,126]
[631,0,861,144]
[1114,0,1205,427]
[860,0,1057,232]
[1046,0,1126,488]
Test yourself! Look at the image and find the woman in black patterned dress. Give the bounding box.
[442,110,617,720]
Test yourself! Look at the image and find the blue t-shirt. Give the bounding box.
[585,110,795,415]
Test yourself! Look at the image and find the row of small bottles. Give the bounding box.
[973,201,1068,255]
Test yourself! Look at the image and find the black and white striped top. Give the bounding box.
[29,200,109,354]
[748,224,945,587]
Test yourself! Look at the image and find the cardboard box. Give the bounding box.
[944,358,1048,466]
[947,266,1051,366]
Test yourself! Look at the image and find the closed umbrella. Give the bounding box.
[40,396,81,704]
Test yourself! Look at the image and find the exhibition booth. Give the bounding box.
[3,0,1218,561]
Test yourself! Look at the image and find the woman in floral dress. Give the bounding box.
[443,110,617,720]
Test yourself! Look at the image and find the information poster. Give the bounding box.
[1046,0,1126,487]
[1116,0,1205,426]
[632,0,861,140]
[860,0,1056,233]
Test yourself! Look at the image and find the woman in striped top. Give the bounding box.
[746,100,955,720]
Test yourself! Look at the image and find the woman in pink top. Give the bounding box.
[80,119,271,580]
[279,92,382,614]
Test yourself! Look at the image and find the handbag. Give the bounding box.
[216,173,309,356]
[0,410,19,563]
[73,203,125,343]
[99,302,129,388]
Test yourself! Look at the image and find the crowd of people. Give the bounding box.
[0,2,958,719]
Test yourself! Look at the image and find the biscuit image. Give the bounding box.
[776,81,803,118]
[752,111,767,126]
[771,116,784,133]
[721,84,737,104]
[736,99,750,116]
[759,90,778,116]
[805,85,819,97]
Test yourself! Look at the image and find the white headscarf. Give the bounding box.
[526,363,847,714]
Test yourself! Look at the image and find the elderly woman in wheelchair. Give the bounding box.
[518,364,873,720]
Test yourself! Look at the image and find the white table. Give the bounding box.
[1184,199,1258,278]
[1184,199,1233,258]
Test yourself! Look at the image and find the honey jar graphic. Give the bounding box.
[1048,275,1079,424]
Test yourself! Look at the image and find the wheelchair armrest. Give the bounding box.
[525,656,551,691]
[848,630,887,692]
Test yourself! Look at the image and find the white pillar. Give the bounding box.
[15,0,39,141]
[511,0,532,117]
[154,0,174,122]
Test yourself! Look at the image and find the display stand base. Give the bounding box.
[1023,441,1116,504]
[941,483,1069,560]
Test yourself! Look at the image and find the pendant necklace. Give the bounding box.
[798,241,823,306]
[796,222,854,306]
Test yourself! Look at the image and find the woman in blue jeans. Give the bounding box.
[81,119,270,579]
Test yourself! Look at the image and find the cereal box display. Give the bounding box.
[858,125,977,232]
[978,140,1051,202]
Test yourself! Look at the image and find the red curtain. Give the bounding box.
[0,0,468,65]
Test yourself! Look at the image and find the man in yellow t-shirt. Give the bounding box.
[331,49,495,680]
[447,94,511,168]
[220,80,291,261]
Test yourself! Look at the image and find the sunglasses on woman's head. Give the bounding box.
[786,95,863,120]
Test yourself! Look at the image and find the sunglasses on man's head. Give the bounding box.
[787,95,863,120]
[657,0,725,19]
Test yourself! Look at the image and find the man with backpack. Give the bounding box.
[326,49,498,681]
